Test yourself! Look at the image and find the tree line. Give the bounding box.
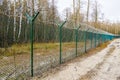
[0,0,119,47]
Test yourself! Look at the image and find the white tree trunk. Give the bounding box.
[77,0,80,25]
[13,0,16,41]
[86,0,90,23]
[73,0,76,27]
[28,0,34,16]
[27,0,33,16]
[7,0,11,34]
[18,0,23,40]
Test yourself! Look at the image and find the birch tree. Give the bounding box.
[92,0,100,28]
[76,0,80,25]
[86,0,90,23]
[27,0,33,16]
[17,0,23,40]
[73,0,76,27]
[52,0,55,26]
[7,0,11,34]
[13,0,16,41]
[72,0,84,26]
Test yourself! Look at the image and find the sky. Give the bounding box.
[57,0,120,22]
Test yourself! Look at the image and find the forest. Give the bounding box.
[0,0,120,47]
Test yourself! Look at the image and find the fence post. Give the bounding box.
[94,33,96,48]
[96,33,98,46]
[104,35,106,42]
[84,31,87,53]
[103,34,105,43]
[75,26,80,57]
[100,34,101,44]
[59,21,66,64]
[101,34,103,44]
[26,12,39,77]
[101,34,103,43]
[98,34,100,45]
[90,32,93,48]
[85,29,89,53]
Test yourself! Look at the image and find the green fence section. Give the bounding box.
[0,15,117,79]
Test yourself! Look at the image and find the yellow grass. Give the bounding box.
[0,42,79,57]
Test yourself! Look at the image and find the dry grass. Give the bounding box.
[0,41,110,57]
[0,42,80,57]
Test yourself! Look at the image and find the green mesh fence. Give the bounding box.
[0,18,117,79]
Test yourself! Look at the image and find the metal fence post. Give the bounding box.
[96,33,98,46]
[104,35,106,42]
[85,29,89,53]
[103,34,105,43]
[98,34,100,45]
[30,21,34,77]
[59,21,66,64]
[101,34,103,43]
[84,29,89,53]
[94,33,96,48]
[100,34,102,44]
[90,32,93,48]
[26,12,39,77]
[75,26,80,57]
[84,31,87,53]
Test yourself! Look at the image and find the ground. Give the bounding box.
[32,39,120,80]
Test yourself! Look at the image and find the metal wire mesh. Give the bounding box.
[0,20,116,79]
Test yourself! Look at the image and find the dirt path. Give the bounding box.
[33,39,120,80]
[81,39,120,80]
